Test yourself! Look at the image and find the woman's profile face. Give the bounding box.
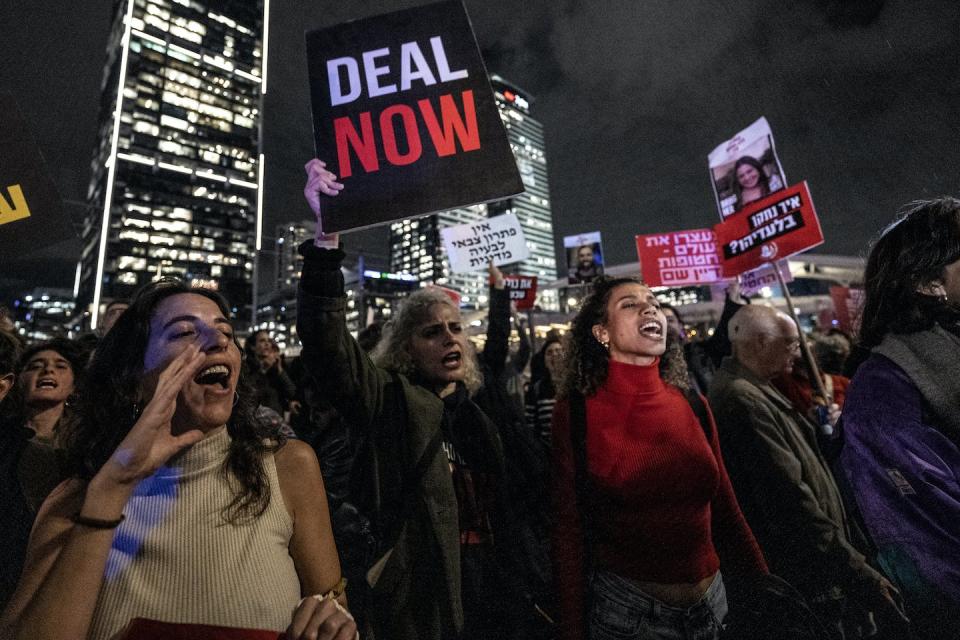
[21,350,75,407]
[142,293,242,432]
[736,163,761,189]
[408,302,468,390]
[593,283,666,366]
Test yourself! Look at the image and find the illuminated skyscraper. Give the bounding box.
[389,75,558,310]
[77,0,269,326]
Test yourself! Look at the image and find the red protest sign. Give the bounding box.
[635,229,724,288]
[503,275,537,310]
[713,181,823,278]
[830,286,864,333]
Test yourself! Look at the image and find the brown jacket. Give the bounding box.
[708,356,882,600]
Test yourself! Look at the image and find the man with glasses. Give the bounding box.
[708,305,906,638]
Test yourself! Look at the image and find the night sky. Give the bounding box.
[2,0,959,298]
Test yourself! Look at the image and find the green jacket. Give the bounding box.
[707,356,882,601]
[296,244,464,640]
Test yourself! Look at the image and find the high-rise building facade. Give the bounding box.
[389,75,558,310]
[77,0,268,326]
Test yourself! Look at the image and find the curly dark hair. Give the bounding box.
[60,279,282,523]
[560,276,689,397]
[858,197,960,349]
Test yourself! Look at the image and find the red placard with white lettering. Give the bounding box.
[635,228,724,288]
[503,274,537,310]
[830,285,864,333]
[713,181,823,278]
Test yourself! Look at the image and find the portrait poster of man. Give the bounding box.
[708,116,787,219]
[564,231,604,284]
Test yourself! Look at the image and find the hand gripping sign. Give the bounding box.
[441,212,529,273]
[713,181,823,278]
[305,1,523,233]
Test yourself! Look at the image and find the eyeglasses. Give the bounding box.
[760,333,801,351]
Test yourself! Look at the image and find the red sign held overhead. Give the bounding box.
[713,181,823,278]
[503,275,537,310]
[635,228,724,288]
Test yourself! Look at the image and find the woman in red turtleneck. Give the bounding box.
[552,278,767,640]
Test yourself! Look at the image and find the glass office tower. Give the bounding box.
[389,74,558,310]
[77,0,268,326]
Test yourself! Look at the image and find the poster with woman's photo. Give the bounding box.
[564,231,604,284]
[708,117,787,219]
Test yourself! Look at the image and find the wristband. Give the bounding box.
[72,513,125,529]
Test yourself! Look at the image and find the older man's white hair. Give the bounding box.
[729,304,795,345]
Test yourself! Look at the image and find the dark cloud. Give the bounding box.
[2,0,958,301]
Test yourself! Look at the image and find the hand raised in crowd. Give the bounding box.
[287,595,357,640]
[96,343,207,488]
[868,576,910,636]
[488,260,505,290]
[304,159,343,246]
[304,159,344,216]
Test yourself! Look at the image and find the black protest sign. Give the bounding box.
[0,93,74,256]
[305,0,523,233]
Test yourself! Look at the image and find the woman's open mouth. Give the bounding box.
[35,378,58,390]
[639,320,664,340]
[194,364,231,389]
[442,351,462,369]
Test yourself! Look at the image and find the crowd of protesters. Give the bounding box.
[0,164,957,640]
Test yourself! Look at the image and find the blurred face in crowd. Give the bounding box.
[736,162,761,190]
[253,331,273,358]
[544,341,564,379]
[101,302,129,334]
[408,302,467,394]
[663,308,685,343]
[577,246,595,269]
[21,350,75,408]
[142,293,241,433]
[593,283,666,366]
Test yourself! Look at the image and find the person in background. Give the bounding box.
[1,280,352,640]
[839,197,960,638]
[816,332,852,377]
[732,156,783,210]
[552,276,767,640]
[0,330,24,608]
[99,299,130,337]
[568,245,603,284]
[244,330,297,416]
[525,335,563,444]
[708,305,907,638]
[772,337,847,428]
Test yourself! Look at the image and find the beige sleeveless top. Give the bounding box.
[87,427,301,640]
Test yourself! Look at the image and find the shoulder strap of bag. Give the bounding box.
[568,390,594,568]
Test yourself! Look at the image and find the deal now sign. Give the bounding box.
[305,1,522,233]
[713,181,823,277]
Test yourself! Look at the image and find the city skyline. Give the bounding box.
[76,0,267,328]
[2,0,958,306]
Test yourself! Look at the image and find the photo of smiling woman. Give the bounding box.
[551,277,768,640]
[1,280,354,640]
[732,155,784,211]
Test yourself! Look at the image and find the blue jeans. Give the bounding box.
[588,570,728,640]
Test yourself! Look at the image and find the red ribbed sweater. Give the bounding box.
[552,359,767,640]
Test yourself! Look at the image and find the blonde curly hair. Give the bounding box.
[372,287,483,394]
